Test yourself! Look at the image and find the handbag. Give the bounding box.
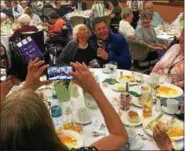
[17,36,43,63]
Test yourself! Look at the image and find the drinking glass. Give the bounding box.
[109,61,118,79]
[97,39,103,48]
[133,72,144,83]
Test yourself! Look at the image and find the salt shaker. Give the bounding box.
[155,97,161,111]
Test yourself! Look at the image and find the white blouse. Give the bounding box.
[119,20,135,39]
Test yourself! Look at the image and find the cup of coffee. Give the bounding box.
[103,64,111,73]
[76,107,91,123]
[126,128,139,147]
[166,99,179,114]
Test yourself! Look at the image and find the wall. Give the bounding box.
[85,1,184,22]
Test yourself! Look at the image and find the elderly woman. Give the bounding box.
[119,8,135,40]
[152,29,184,88]
[1,58,128,150]
[135,11,167,59]
[0,13,10,25]
[57,24,99,66]
[24,7,42,26]
[9,14,38,41]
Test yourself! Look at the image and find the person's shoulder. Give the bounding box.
[153,12,161,17]
[169,44,180,51]
[111,32,127,43]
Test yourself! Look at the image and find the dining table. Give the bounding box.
[155,25,182,46]
[31,68,184,150]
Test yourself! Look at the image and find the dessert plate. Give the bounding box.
[121,113,143,127]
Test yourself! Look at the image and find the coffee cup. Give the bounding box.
[76,107,91,123]
[166,99,179,114]
[103,64,111,73]
[126,128,139,147]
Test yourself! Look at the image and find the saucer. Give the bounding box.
[102,68,111,74]
[130,135,144,150]
[161,105,181,115]
[74,117,92,125]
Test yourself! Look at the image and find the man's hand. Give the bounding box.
[97,48,108,60]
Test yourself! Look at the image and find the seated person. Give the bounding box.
[1,58,128,150]
[31,1,43,18]
[91,17,131,69]
[110,0,122,25]
[57,24,99,66]
[11,0,23,19]
[43,10,66,36]
[9,14,38,41]
[171,12,184,27]
[152,29,184,88]
[137,2,164,28]
[0,1,14,20]
[20,0,29,13]
[0,12,11,25]
[72,0,87,11]
[24,7,43,26]
[91,1,105,17]
[119,8,135,40]
[135,11,167,60]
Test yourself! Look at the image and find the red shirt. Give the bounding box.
[10,25,38,41]
[49,18,66,33]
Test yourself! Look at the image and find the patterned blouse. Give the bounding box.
[152,44,184,88]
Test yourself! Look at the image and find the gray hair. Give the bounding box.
[72,24,88,41]
[0,12,7,20]
[121,8,132,19]
[140,11,153,19]
[18,14,31,25]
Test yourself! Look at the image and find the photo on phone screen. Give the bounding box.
[47,66,74,80]
[0,68,7,81]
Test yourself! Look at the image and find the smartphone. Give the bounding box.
[0,68,7,81]
[46,66,74,80]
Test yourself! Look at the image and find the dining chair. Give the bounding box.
[69,16,85,28]
[128,40,158,74]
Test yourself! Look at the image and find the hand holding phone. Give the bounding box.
[47,66,74,80]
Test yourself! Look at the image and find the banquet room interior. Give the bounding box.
[0,0,184,151]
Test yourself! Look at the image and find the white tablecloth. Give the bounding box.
[38,69,184,150]
[65,10,111,21]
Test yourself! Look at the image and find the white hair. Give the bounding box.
[18,14,31,25]
[0,1,6,9]
[0,12,7,20]
[72,24,88,41]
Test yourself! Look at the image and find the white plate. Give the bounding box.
[74,117,92,125]
[161,105,181,115]
[111,84,126,92]
[143,117,184,141]
[57,130,83,149]
[130,135,144,150]
[156,84,183,98]
[121,113,143,127]
[132,96,142,108]
[117,74,135,83]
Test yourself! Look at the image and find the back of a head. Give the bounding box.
[121,8,132,19]
[24,7,33,16]
[48,10,60,19]
[18,14,31,25]
[0,90,68,151]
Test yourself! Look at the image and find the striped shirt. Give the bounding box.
[92,3,105,17]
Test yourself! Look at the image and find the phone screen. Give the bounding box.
[0,68,7,81]
[47,66,74,80]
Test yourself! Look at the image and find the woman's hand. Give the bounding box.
[153,124,173,150]
[22,58,50,91]
[69,62,100,95]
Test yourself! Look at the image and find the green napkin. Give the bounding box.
[129,91,141,97]
[103,78,117,85]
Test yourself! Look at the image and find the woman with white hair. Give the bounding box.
[57,24,99,66]
[9,14,38,41]
[0,13,9,24]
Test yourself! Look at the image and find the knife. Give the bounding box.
[145,112,164,129]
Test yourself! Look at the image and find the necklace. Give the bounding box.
[79,43,88,49]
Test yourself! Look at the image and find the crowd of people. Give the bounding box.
[0,0,184,151]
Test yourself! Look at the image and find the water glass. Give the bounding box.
[109,61,118,79]
[133,72,144,83]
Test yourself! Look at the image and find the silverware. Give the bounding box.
[145,112,164,129]
[138,134,154,142]
[92,130,106,137]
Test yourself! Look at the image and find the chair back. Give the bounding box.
[129,40,150,61]
[70,16,85,28]
[8,30,45,81]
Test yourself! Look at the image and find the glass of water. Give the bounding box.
[109,61,118,79]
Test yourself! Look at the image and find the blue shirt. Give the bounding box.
[137,12,164,28]
[91,31,131,70]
